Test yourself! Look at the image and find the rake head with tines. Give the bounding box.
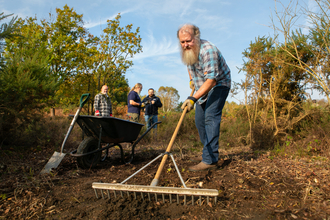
[92,182,218,206]
[92,150,219,206]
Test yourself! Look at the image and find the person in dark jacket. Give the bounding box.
[142,88,162,130]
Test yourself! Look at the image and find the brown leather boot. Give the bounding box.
[190,155,203,162]
[188,162,218,172]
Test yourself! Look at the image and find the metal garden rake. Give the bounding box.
[92,88,219,206]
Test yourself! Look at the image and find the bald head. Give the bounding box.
[177,24,200,40]
[101,85,108,94]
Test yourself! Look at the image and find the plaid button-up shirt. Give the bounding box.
[187,39,231,104]
[94,93,112,116]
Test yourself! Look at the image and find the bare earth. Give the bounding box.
[0,142,329,220]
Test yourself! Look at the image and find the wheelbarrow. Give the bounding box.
[69,115,161,169]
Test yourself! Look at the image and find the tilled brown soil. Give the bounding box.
[1,144,330,219]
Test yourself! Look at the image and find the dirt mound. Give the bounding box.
[0,144,329,219]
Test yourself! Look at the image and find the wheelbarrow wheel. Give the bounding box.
[77,137,101,169]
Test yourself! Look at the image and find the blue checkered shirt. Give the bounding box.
[94,93,112,116]
[187,39,231,104]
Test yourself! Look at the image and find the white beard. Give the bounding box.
[180,40,200,65]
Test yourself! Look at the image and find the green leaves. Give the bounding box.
[0,13,19,68]
[0,52,58,113]
[1,6,142,114]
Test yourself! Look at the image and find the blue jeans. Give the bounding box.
[195,86,230,165]
[145,115,158,130]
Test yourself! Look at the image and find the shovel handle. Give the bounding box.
[80,93,90,107]
[60,93,90,154]
[151,87,195,186]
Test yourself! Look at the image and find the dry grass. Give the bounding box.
[1,101,330,162]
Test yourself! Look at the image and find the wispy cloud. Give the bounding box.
[195,14,232,31]
[155,55,182,68]
[133,31,179,61]
[84,8,138,29]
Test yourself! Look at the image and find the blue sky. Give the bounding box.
[1,0,316,103]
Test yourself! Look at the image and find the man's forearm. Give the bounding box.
[192,79,216,100]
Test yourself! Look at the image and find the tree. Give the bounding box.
[158,86,180,112]
[94,13,142,105]
[309,14,330,98]
[0,12,18,68]
[46,5,92,82]
[236,0,330,146]
[4,7,142,108]
[241,34,312,103]
[45,5,100,105]
[272,0,330,102]
[0,53,58,115]
[0,13,58,140]
[4,6,98,106]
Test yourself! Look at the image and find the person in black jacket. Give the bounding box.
[142,88,162,130]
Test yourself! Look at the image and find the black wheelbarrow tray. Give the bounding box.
[69,115,161,169]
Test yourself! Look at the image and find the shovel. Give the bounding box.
[40,93,90,174]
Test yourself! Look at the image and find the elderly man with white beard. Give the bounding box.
[178,24,231,172]
[94,85,112,117]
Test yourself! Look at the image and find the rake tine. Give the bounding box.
[184,195,186,205]
[120,191,123,198]
[192,195,194,205]
[107,190,110,199]
[127,191,130,197]
[134,192,137,200]
[207,196,209,205]
[177,194,179,204]
[214,196,217,205]
[199,196,202,206]
[94,189,99,199]
[114,190,117,198]
[162,194,165,203]
[155,193,157,202]
[148,193,151,201]
[141,192,144,201]
[170,194,172,203]
[101,189,105,199]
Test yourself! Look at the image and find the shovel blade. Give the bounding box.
[40,151,66,174]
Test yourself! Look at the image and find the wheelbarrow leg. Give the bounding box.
[98,125,109,162]
[116,144,126,164]
[126,121,162,164]
[101,144,110,162]
[98,125,102,150]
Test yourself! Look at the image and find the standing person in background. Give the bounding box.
[178,23,231,172]
[142,88,162,130]
[127,83,144,122]
[94,85,112,117]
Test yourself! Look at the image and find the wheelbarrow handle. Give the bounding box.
[80,93,90,107]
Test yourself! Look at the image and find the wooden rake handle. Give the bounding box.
[150,87,195,186]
